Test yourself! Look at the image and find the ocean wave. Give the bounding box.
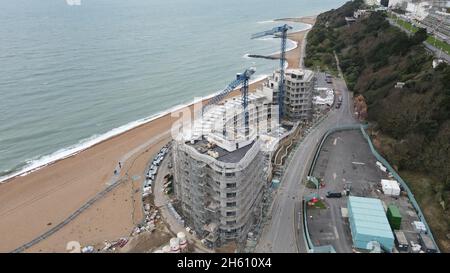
[269,40,298,56]
[0,74,269,184]
[257,20,275,24]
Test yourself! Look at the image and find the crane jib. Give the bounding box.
[251,24,292,121]
[202,68,255,112]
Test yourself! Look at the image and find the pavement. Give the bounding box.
[255,66,357,252]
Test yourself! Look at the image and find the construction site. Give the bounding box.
[171,65,318,248]
[167,25,319,250]
[9,17,327,254]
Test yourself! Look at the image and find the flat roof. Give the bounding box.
[186,138,255,163]
[348,196,394,239]
[387,205,401,218]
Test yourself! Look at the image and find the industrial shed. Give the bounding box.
[347,196,395,252]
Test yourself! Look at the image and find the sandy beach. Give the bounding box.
[0,16,315,253]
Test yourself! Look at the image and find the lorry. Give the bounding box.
[418,233,437,253]
[394,230,409,251]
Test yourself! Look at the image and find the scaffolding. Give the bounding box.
[172,87,282,247]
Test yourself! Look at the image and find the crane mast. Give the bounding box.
[252,24,292,122]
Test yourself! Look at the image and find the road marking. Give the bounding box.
[334,226,340,240]
[351,161,365,165]
[333,172,337,180]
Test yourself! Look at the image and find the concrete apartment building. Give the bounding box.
[172,87,286,247]
[262,68,314,122]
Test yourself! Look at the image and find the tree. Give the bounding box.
[380,0,389,7]
[412,28,428,45]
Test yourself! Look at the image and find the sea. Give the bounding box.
[0,0,346,182]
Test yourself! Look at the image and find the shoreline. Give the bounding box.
[0,15,316,252]
[0,74,269,185]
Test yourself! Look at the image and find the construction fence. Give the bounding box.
[302,124,440,253]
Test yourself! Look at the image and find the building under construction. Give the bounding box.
[171,64,314,248]
[172,84,289,247]
[262,68,315,122]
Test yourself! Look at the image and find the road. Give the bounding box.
[387,18,450,63]
[255,70,357,253]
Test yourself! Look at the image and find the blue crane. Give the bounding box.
[251,24,292,121]
[203,67,256,137]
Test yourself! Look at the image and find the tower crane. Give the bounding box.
[251,24,292,122]
[202,67,256,137]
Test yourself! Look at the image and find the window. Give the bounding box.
[226,202,236,207]
[225,173,235,177]
[227,192,236,198]
[226,220,236,225]
[226,183,236,189]
[227,211,236,216]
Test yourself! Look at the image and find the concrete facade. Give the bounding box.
[172,88,284,247]
[173,140,268,246]
[263,68,314,122]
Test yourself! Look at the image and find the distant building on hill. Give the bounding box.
[354,9,371,19]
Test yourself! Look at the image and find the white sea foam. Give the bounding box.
[0,74,270,184]
[269,40,298,55]
[0,18,311,184]
[257,20,275,24]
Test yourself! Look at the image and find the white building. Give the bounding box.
[381,179,401,196]
[172,84,288,247]
[261,68,314,122]
[406,1,432,21]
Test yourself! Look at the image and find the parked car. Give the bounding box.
[326,191,342,198]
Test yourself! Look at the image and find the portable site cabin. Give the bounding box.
[381,179,400,196]
[387,205,402,230]
[348,196,395,252]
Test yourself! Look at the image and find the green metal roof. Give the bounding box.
[387,205,401,218]
[348,196,394,239]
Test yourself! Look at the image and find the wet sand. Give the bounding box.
[0,16,315,252]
